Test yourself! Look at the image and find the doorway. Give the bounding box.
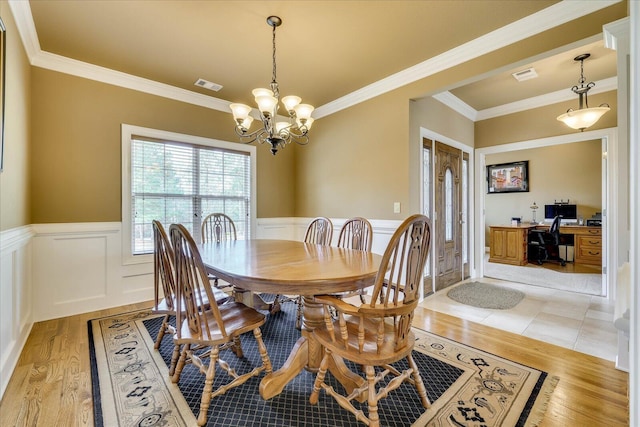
[474,128,617,298]
[422,134,472,295]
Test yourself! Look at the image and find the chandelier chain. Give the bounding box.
[271,23,279,97]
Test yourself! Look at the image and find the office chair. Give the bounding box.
[528,215,566,266]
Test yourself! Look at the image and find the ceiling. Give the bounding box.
[23,0,619,121]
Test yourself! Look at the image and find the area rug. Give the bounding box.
[447,281,526,309]
[89,302,556,427]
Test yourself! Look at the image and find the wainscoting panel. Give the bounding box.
[31,223,151,322]
[0,226,34,398]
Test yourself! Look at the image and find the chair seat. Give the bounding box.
[313,316,415,365]
[175,301,266,345]
[154,286,231,314]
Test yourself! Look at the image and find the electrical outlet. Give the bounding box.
[393,202,401,213]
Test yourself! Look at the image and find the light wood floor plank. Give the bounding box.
[0,302,629,426]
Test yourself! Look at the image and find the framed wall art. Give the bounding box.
[486,160,529,194]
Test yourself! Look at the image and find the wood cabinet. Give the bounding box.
[572,227,602,265]
[489,225,532,266]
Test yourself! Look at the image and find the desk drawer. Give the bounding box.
[576,235,602,265]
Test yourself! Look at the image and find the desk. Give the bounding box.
[489,224,602,266]
[198,239,382,399]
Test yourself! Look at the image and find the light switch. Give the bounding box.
[393,202,401,213]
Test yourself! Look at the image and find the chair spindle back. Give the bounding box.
[337,217,373,251]
[202,213,237,243]
[170,223,227,340]
[304,217,333,245]
[153,220,177,312]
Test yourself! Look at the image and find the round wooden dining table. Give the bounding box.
[198,239,382,400]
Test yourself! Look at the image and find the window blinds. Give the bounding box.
[131,137,251,255]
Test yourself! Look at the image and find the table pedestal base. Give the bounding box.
[259,296,365,400]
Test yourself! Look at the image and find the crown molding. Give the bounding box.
[8,0,40,59]
[432,92,477,121]
[9,0,622,119]
[478,76,618,121]
[32,51,232,112]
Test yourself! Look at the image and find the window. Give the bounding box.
[445,168,453,241]
[122,124,256,264]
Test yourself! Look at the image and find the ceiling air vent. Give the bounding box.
[511,68,538,82]
[194,78,223,92]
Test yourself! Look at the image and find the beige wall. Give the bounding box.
[30,68,296,223]
[484,140,602,241]
[0,2,31,231]
[295,4,626,220]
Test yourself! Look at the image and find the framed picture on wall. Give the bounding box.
[0,17,5,172]
[486,160,529,193]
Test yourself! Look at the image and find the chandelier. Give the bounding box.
[556,53,610,132]
[229,16,314,155]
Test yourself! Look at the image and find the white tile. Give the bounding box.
[585,309,614,321]
[420,278,617,360]
[522,312,582,349]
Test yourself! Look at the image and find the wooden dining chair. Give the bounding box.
[337,217,373,251]
[274,217,334,327]
[309,214,432,427]
[304,216,334,245]
[169,223,273,426]
[201,212,272,310]
[336,217,373,303]
[152,220,232,374]
[201,212,236,290]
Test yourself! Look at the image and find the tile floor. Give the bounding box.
[420,277,619,362]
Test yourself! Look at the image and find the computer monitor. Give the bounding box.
[544,204,578,223]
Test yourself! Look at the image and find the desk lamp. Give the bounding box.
[530,202,539,224]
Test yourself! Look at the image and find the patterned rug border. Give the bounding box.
[89,309,558,427]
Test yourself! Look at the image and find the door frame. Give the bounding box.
[474,127,618,299]
[420,127,475,296]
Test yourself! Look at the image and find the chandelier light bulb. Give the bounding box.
[297,117,314,130]
[240,116,254,130]
[230,103,251,121]
[255,95,278,116]
[294,104,314,120]
[252,88,274,98]
[282,95,302,113]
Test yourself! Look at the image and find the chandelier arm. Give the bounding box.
[234,126,267,144]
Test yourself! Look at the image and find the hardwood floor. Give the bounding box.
[0,302,629,426]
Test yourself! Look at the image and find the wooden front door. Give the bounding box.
[435,141,463,291]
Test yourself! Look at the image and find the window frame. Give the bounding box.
[121,124,257,265]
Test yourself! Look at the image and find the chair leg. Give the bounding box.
[172,344,189,383]
[196,346,219,426]
[231,335,244,358]
[253,328,273,374]
[407,354,431,409]
[365,365,380,427]
[310,350,331,405]
[270,295,282,314]
[154,314,169,350]
[168,343,181,377]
